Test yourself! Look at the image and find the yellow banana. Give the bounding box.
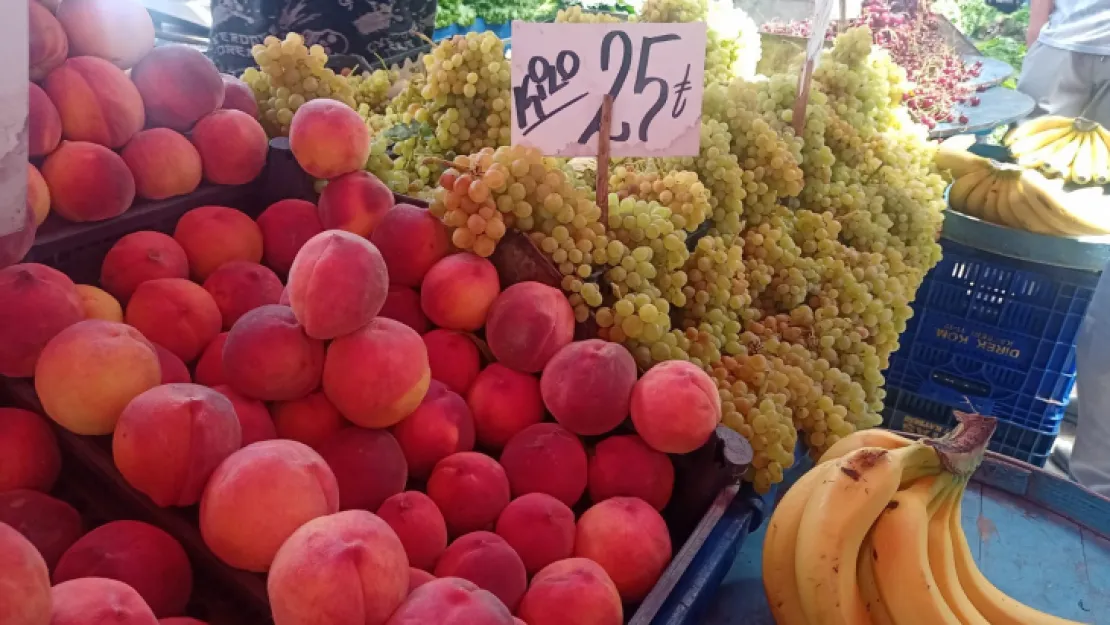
[1092,125,1110,184]
[1008,125,1074,158]
[1068,132,1094,184]
[794,444,942,625]
[1023,170,1110,235]
[1004,180,1060,235]
[1005,116,1073,145]
[763,462,834,625]
[981,177,1006,225]
[928,480,992,625]
[818,428,911,464]
[1042,132,1084,178]
[857,530,896,625]
[1016,130,1075,169]
[995,177,1024,230]
[963,172,996,218]
[1018,176,1092,235]
[935,135,989,178]
[949,169,992,213]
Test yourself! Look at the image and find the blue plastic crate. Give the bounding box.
[882,386,1056,467]
[886,237,1097,434]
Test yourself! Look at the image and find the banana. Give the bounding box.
[1018,176,1093,235]
[818,428,911,464]
[1068,132,1094,184]
[871,475,962,625]
[1090,126,1110,184]
[1022,170,1110,235]
[857,530,896,625]
[949,169,992,213]
[981,177,1006,225]
[963,171,996,218]
[1004,179,1062,235]
[928,480,992,625]
[763,462,834,625]
[935,135,989,178]
[994,177,1024,230]
[1017,130,1075,169]
[1042,132,1085,178]
[1004,116,1073,145]
[794,444,942,625]
[1008,125,1074,159]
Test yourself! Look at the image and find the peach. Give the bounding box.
[386,577,515,625]
[408,568,436,593]
[0,490,83,570]
[200,440,339,572]
[500,424,586,507]
[173,206,264,281]
[160,620,208,625]
[516,558,623,625]
[466,364,543,450]
[27,163,50,226]
[286,230,388,339]
[220,74,258,117]
[131,45,224,131]
[288,99,372,179]
[421,253,501,331]
[317,171,395,237]
[113,383,242,506]
[0,204,37,270]
[0,408,60,493]
[0,263,83,377]
[486,282,574,373]
[370,204,450,287]
[323,317,430,428]
[202,261,283,330]
[193,332,228,386]
[190,109,269,185]
[29,1,68,81]
[540,340,637,436]
[125,278,222,362]
[393,381,475,479]
[268,510,409,625]
[100,231,189,302]
[121,128,203,201]
[256,199,323,277]
[0,522,51,625]
[153,343,191,384]
[423,330,481,396]
[75,284,123,322]
[426,452,510,537]
[376,491,448,572]
[575,497,672,602]
[42,141,136,222]
[29,82,61,157]
[50,577,158,625]
[212,384,277,446]
[589,435,674,511]
[631,360,721,454]
[494,493,575,576]
[271,392,347,450]
[34,320,162,435]
[434,532,527,612]
[223,305,325,401]
[44,57,144,147]
[55,0,154,69]
[318,428,408,512]
[54,520,193,617]
[380,286,430,334]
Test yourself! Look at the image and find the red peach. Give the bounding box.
[50,577,158,625]
[0,523,51,625]
[99,231,189,302]
[173,205,264,281]
[377,491,449,572]
[386,577,515,625]
[220,74,258,117]
[55,0,154,70]
[370,204,450,287]
[193,332,228,387]
[255,199,323,277]
[27,163,50,226]
[34,320,162,435]
[29,1,68,81]
[271,392,348,450]
[494,493,575,576]
[190,109,268,185]
[588,435,674,511]
[28,82,61,158]
[631,360,721,454]
[574,497,672,602]
[426,452,510,537]
[212,384,277,446]
[0,408,60,493]
[222,304,325,401]
[54,520,193,617]
[75,284,123,322]
[286,230,388,339]
[202,261,283,330]
[288,99,371,179]
[131,45,224,131]
[160,620,208,625]
[323,317,430,428]
[200,440,340,572]
[408,568,436,593]
[153,343,191,384]
[121,128,203,201]
[43,56,145,147]
[318,171,395,237]
[380,286,430,334]
[318,428,408,512]
[393,381,476,479]
[500,424,587,508]
[0,490,83,570]
[423,329,481,396]
[516,558,623,625]
[41,141,136,222]
[0,263,83,378]
[434,532,527,612]
[420,253,501,331]
[540,340,637,436]
[125,278,222,362]
[466,364,543,450]
[485,282,574,373]
[113,383,242,507]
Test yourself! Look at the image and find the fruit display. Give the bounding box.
[1004,115,1110,184]
[763,418,1086,625]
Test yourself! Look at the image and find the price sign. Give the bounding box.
[510,21,707,158]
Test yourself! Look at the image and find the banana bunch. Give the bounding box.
[1005,116,1110,185]
[762,420,1088,625]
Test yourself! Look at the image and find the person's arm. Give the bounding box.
[1027,0,1054,47]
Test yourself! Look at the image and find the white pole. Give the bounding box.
[0,0,30,237]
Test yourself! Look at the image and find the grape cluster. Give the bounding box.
[554,6,626,23]
[348,68,395,118]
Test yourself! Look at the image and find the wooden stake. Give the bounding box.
[792,58,815,137]
[597,94,614,226]
[838,0,847,32]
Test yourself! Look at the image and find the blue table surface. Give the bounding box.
[702,481,1110,624]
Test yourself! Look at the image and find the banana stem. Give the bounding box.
[894,444,945,486]
[925,411,997,477]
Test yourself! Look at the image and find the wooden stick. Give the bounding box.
[597,93,614,226]
[792,57,815,137]
[838,0,847,32]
